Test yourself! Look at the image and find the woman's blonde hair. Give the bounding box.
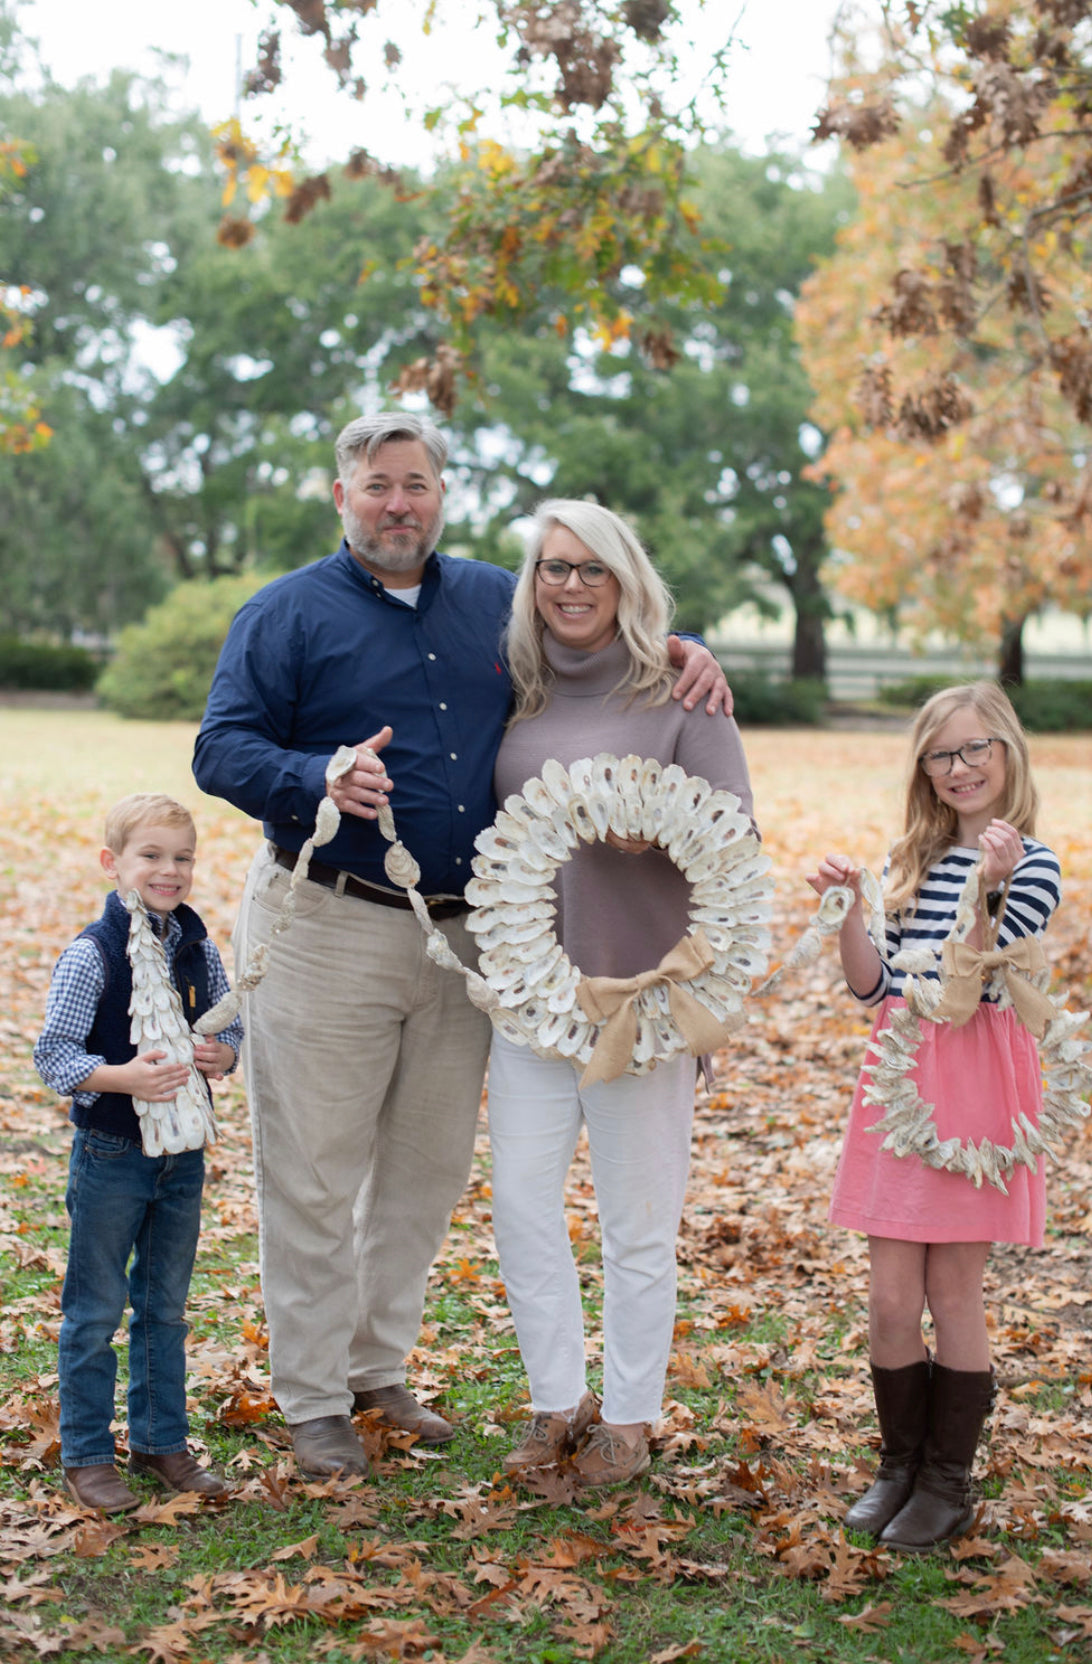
[886,680,1038,912]
[505,499,675,720]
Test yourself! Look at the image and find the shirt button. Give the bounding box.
[450,752,457,760]
[455,857,463,865]
[458,805,465,813]
[428,653,437,661]
[439,702,447,710]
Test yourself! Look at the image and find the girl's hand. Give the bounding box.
[805,854,861,901]
[978,819,1024,889]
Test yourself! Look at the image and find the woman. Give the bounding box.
[488,499,757,1489]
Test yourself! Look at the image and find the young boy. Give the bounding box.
[34,794,244,1515]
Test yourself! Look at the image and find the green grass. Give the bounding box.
[2,711,1090,1662]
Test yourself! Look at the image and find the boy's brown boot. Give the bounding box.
[130,1449,231,1496]
[65,1463,141,1514]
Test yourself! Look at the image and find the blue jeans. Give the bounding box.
[59,1128,204,1468]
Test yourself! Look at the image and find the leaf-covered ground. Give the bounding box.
[1,710,1089,1664]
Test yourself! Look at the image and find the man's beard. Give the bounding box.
[341,500,445,574]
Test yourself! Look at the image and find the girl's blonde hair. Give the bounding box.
[505,499,676,720]
[886,680,1038,912]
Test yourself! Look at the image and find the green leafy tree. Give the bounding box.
[215,0,732,410]
[449,143,852,669]
[0,28,436,625]
[139,165,434,579]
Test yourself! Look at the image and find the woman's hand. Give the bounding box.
[605,829,653,855]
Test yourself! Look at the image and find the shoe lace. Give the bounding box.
[523,1413,565,1451]
[583,1424,628,1462]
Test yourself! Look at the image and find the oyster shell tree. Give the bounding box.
[125,891,218,1157]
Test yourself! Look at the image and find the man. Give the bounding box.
[193,411,730,1481]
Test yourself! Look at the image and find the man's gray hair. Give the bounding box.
[334,412,448,485]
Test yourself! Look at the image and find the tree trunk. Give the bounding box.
[791,608,827,681]
[788,544,829,682]
[999,616,1025,686]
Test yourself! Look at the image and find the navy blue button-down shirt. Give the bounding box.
[193,544,517,895]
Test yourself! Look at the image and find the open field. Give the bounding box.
[1,710,1090,1664]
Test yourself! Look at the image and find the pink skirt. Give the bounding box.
[829,997,1046,1247]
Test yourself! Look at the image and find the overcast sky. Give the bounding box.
[20,0,846,166]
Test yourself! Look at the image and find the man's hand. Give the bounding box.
[667,637,733,715]
[327,726,394,821]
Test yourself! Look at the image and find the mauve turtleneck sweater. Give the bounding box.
[493,634,757,980]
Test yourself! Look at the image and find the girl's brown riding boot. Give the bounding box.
[843,1358,930,1538]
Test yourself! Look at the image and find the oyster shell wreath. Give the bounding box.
[462,754,774,1085]
[764,865,1091,1195]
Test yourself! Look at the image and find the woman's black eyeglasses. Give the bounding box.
[535,558,612,588]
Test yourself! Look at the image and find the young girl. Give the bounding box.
[809,682,1060,1553]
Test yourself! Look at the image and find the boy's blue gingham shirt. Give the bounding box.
[34,905,244,1109]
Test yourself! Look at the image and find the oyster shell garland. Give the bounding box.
[772,863,1091,1193]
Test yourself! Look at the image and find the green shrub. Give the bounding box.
[878,674,1092,732]
[0,636,100,691]
[726,673,827,727]
[1008,679,1092,733]
[876,675,955,708]
[97,575,266,721]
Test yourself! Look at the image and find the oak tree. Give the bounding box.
[797,1,1092,679]
[217,0,728,410]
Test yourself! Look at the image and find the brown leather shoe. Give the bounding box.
[129,1449,231,1497]
[352,1384,454,1444]
[65,1463,141,1514]
[289,1415,371,1480]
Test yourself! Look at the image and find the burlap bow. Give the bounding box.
[576,928,729,1087]
[931,937,1055,1039]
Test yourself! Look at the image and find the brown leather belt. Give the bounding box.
[271,846,469,919]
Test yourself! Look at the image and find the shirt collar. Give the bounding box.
[336,540,442,607]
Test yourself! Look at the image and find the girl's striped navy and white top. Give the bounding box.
[860,839,1061,1005]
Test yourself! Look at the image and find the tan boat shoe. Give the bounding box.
[572,1422,650,1489]
[503,1390,598,1471]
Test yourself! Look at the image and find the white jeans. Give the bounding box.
[235,844,490,1424]
[487,1033,696,1425]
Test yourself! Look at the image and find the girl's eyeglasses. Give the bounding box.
[919,737,1002,777]
[535,558,612,588]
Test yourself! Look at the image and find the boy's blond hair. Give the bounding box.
[104,794,196,854]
